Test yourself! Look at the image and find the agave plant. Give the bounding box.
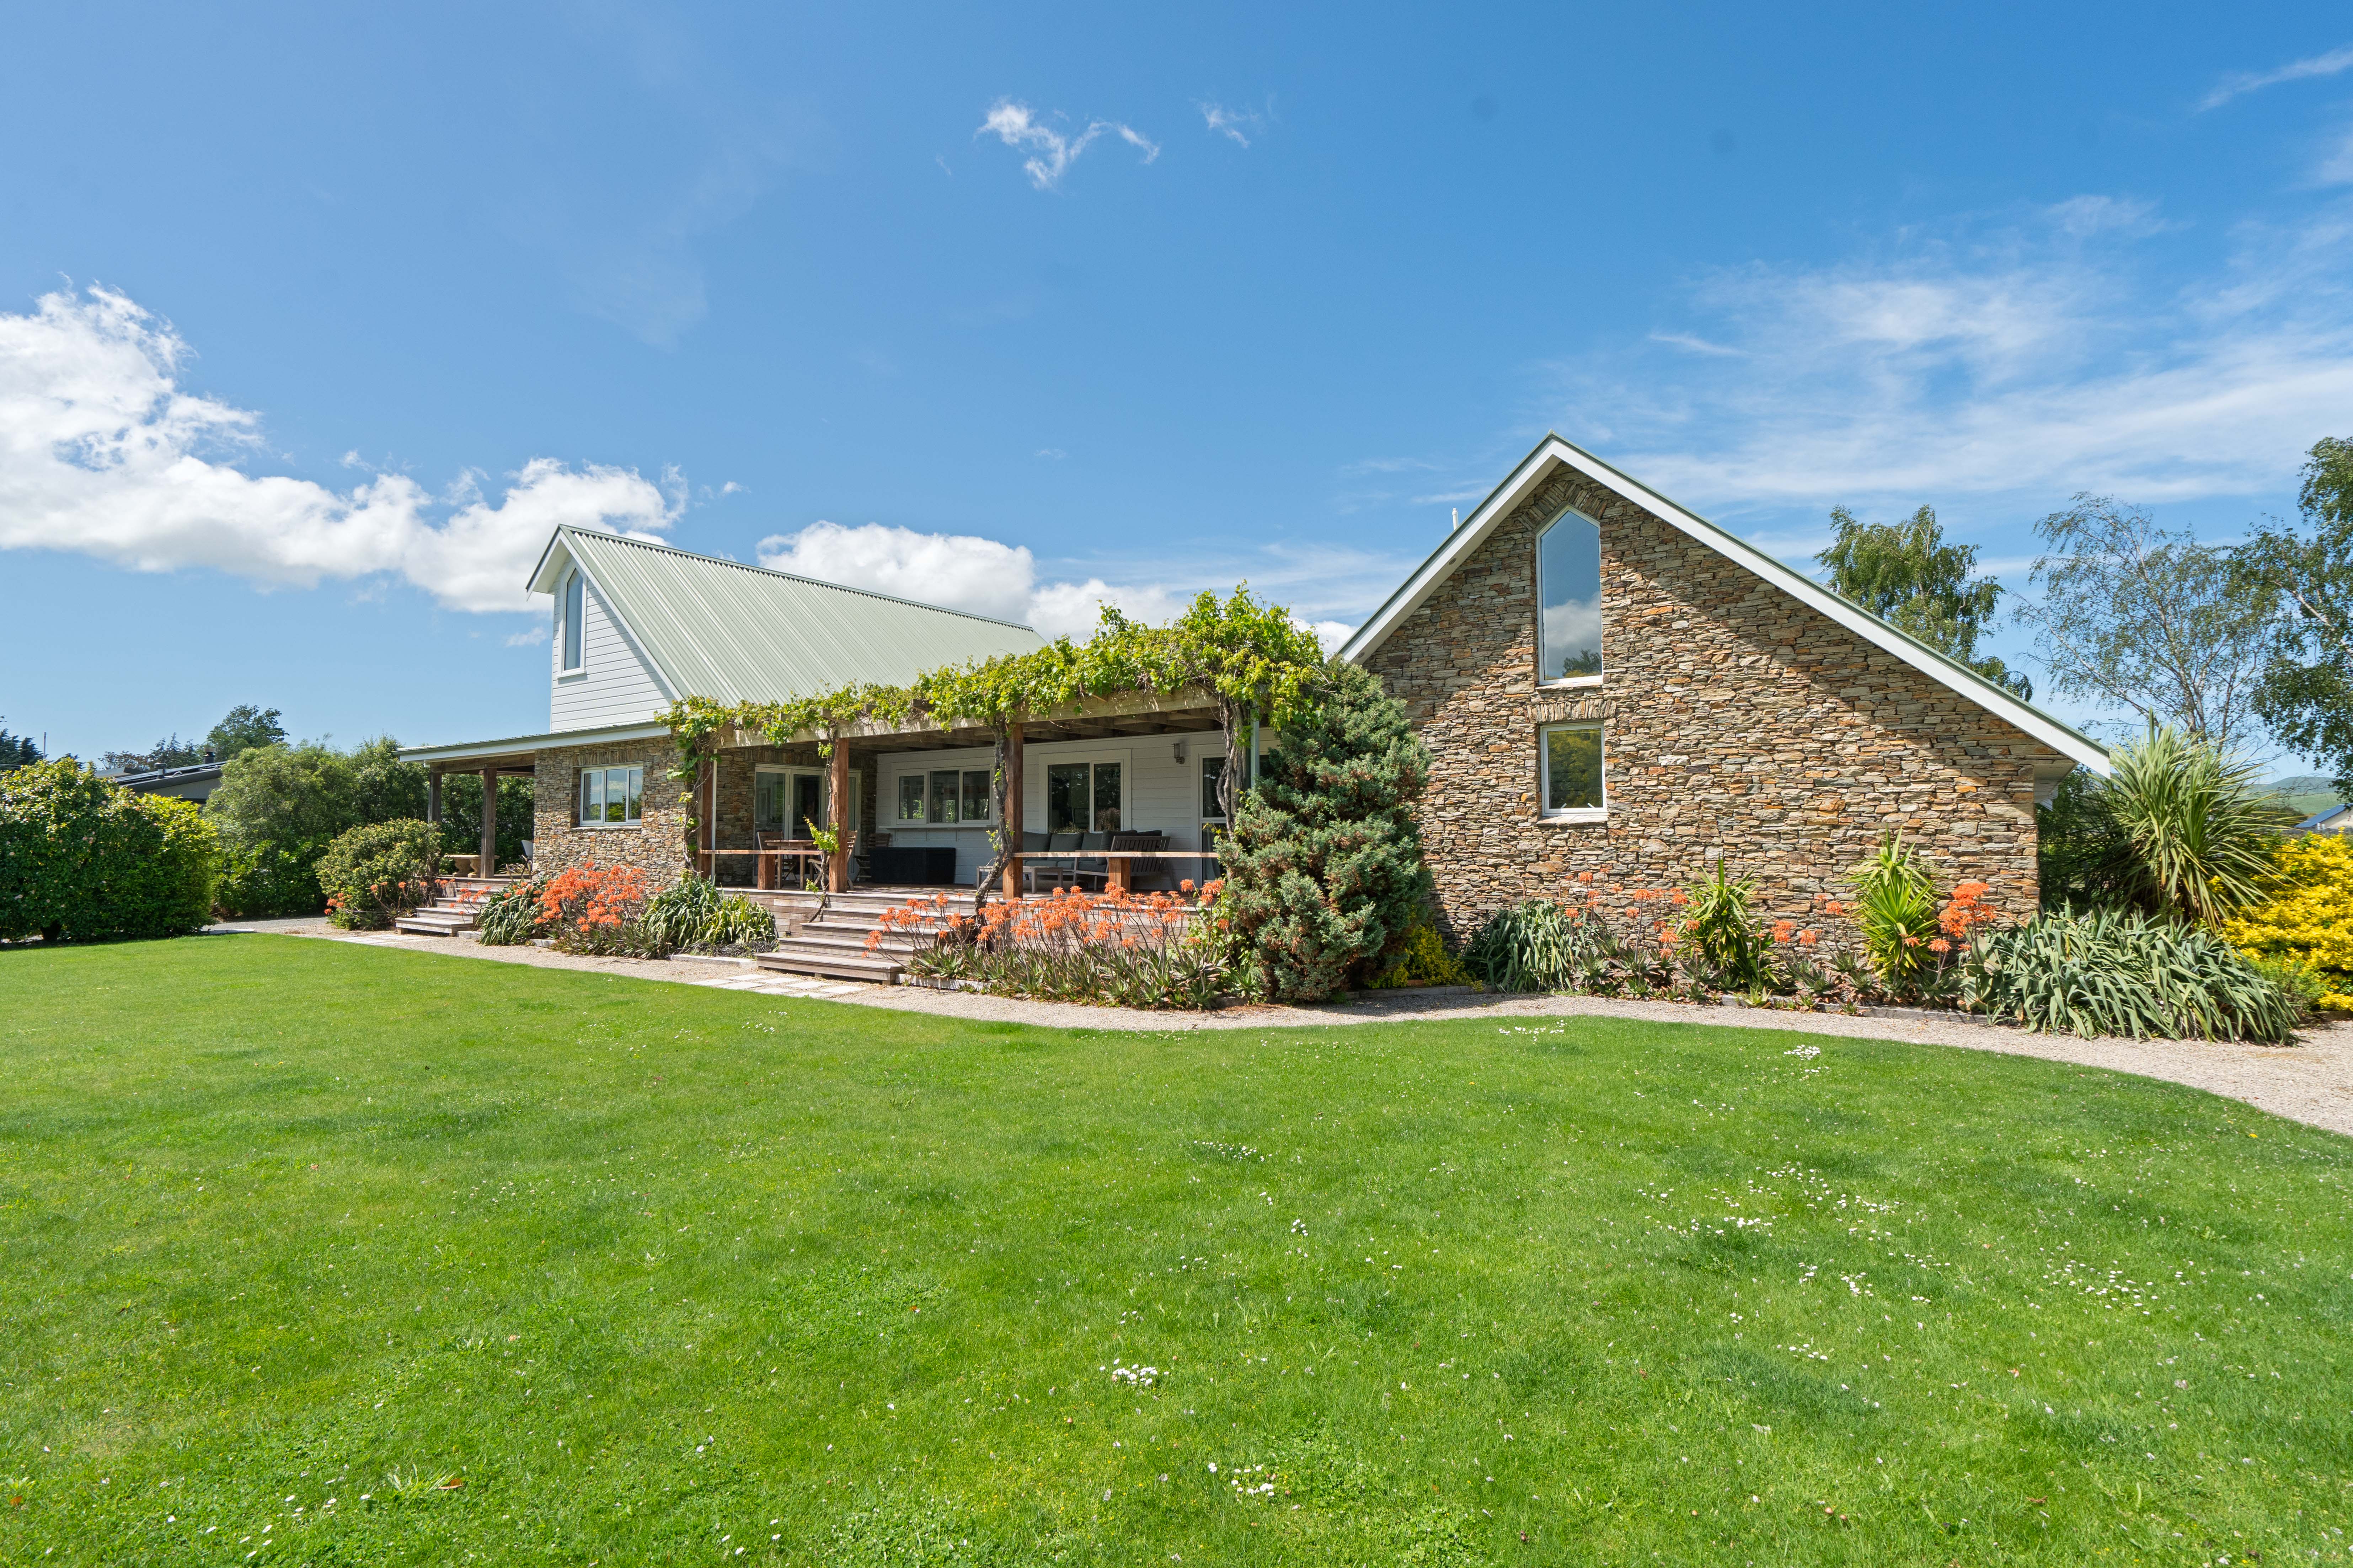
[2098,725,2278,925]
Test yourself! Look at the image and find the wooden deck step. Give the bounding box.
[780,929,920,959]
[754,947,902,984]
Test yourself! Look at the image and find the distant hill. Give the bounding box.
[2257,775,2343,824]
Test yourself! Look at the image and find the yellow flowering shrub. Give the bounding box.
[1365,918,1474,989]
[2224,833,2353,1010]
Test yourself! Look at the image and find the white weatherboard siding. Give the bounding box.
[551,576,671,732]
[875,729,1229,885]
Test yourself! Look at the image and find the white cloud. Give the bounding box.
[2199,43,2353,110]
[1648,331,1744,357]
[1197,101,1262,146]
[1300,619,1353,654]
[978,100,1158,190]
[1027,578,1191,639]
[756,520,1036,622]
[1551,197,2353,510]
[0,287,678,612]
[753,521,1384,646]
[505,624,551,647]
[2321,125,2353,187]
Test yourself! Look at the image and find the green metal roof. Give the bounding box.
[550,528,1045,704]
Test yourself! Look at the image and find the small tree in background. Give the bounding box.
[2017,496,2274,752]
[2096,725,2277,925]
[205,737,429,917]
[204,704,288,763]
[1817,504,2031,698]
[1219,661,1435,1002]
[0,720,40,774]
[2235,435,2353,794]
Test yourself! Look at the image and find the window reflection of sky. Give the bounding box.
[1539,508,1602,681]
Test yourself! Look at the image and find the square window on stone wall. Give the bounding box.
[577,765,643,826]
[1539,724,1604,819]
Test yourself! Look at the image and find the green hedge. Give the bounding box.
[0,759,221,943]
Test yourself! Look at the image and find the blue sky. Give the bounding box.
[5,2,2351,768]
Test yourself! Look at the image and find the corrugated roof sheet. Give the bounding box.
[555,531,1044,700]
[557,528,1044,703]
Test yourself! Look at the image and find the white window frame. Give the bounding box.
[576,764,644,828]
[1036,746,1131,836]
[1535,504,1605,692]
[560,570,585,677]
[1537,721,1606,824]
[888,759,994,827]
[1195,747,1241,847]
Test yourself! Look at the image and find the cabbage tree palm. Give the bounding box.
[2099,725,2276,925]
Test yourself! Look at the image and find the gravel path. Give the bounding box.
[210,920,2353,1139]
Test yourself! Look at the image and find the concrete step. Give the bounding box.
[754,946,901,984]
[395,913,475,936]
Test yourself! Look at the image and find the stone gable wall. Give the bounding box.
[1362,462,2060,939]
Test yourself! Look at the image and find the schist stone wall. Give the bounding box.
[531,740,892,891]
[1362,460,2064,939]
[530,741,691,884]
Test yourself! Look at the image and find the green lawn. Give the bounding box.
[2,937,2347,1565]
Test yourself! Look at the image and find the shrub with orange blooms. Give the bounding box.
[538,864,665,956]
[315,818,441,930]
[888,884,1225,1008]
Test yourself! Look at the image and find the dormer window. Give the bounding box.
[1538,503,1603,684]
[561,570,584,673]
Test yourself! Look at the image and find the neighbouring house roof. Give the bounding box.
[2294,803,2351,834]
[1338,433,2113,777]
[101,761,226,799]
[526,527,1046,707]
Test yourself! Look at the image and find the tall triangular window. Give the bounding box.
[1538,504,1602,683]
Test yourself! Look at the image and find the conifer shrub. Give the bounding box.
[0,759,220,943]
[1219,662,1435,1002]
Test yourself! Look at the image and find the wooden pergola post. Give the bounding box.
[998,721,1025,900]
[426,770,440,825]
[827,742,851,892]
[478,767,498,876]
[701,755,717,879]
